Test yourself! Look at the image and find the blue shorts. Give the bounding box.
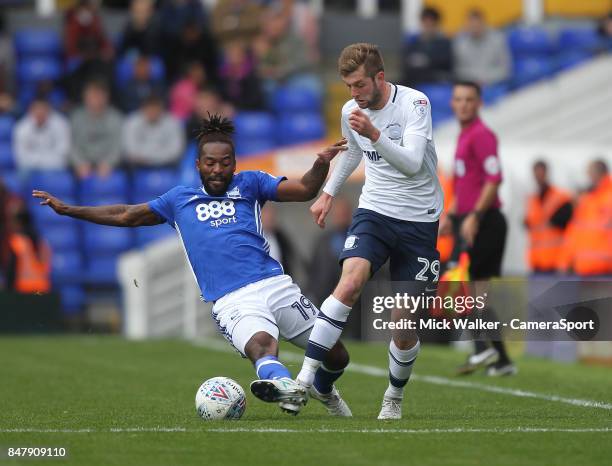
[339,208,440,282]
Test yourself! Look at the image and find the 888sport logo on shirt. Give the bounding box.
[195,200,237,228]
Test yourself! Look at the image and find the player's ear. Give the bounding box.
[375,70,385,85]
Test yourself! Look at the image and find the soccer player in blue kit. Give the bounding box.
[32,115,351,417]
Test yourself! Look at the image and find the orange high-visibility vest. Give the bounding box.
[437,170,454,263]
[558,176,612,276]
[8,234,51,294]
[525,186,571,272]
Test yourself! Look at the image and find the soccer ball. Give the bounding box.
[195,377,246,420]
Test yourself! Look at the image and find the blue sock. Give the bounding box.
[313,364,344,395]
[255,355,292,380]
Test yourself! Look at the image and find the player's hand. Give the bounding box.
[316,138,347,164]
[32,190,68,215]
[310,192,334,228]
[460,213,479,247]
[348,109,380,142]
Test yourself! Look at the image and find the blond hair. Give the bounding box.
[338,43,384,78]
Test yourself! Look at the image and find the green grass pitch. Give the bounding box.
[1,336,611,466]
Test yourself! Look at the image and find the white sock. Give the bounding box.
[385,340,420,399]
[297,295,351,387]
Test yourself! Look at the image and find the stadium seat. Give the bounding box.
[556,50,593,71]
[51,251,84,284]
[83,224,134,253]
[234,112,276,140]
[417,84,453,112]
[1,170,24,196]
[29,170,76,197]
[235,138,276,157]
[135,225,175,246]
[17,57,62,84]
[132,169,178,202]
[508,27,556,56]
[559,28,601,52]
[271,86,322,113]
[482,83,510,105]
[513,57,554,87]
[85,254,120,285]
[115,55,165,86]
[0,142,14,170]
[277,113,325,145]
[79,171,129,202]
[431,107,454,127]
[0,115,14,141]
[14,29,62,58]
[58,285,85,314]
[42,225,80,252]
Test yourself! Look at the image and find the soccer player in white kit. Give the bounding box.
[296,43,444,419]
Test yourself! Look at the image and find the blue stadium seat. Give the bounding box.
[508,27,555,56]
[1,171,24,196]
[272,86,322,113]
[14,29,62,58]
[79,171,129,203]
[83,224,133,253]
[17,57,62,84]
[0,142,14,170]
[42,225,80,252]
[431,107,454,127]
[417,84,452,112]
[51,251,84,284]
[85,254,120,285]
[235,138,276,157]
[58,285,85,314]
[482,83,510,105]
[513,57,554,87]
[82,194,130,207]
[0,115,14,141]
[234,112,276,140]
[556,50,593,71]
[115,55,165,86]
[135,225,174,246]
[277,113,325,145]
[559,28,601,52]
[29,170,76,197]
[132,169,178,202]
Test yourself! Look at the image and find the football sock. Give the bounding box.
[474,340,488,354]
[313,364,345,395]
[297,295,352,386]
[491,340,511,364]
[385,340,420,399]
[254,355,291,380]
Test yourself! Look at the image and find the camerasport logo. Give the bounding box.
[196,200,237,228]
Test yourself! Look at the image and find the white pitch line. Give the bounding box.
[196,340,612,411]
[1,427,611,434]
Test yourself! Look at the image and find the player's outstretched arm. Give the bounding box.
[276,138,347,203]
[32,190,164,227]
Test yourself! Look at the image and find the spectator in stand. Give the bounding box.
[118,0,163,57]
[184,86,234,143]
[164,19,221,85]
[212,0,263,47]
[120,55,166,113]
[0,12,14,97]
[159,0,207,43]
[123,94,185,168]
[453,9,511,85]
[218,40,265,110]
[14,96,71,172]
[597,11,612,51]
[170,61,208,121]
[254,4,321,97]
[0,178,24,290]
[70,80,122,179]
[402,7,453,86]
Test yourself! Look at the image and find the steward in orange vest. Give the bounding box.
[524,161,572,273]
[437,169,454,265]
[558,160,612,276]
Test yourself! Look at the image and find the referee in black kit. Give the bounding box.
[439,81,516,376]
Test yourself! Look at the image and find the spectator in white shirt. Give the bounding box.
[122,94,185,168]
[14,97,71,172]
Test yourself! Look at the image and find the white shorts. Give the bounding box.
[211,275,319,356]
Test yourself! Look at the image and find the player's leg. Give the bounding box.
[378,220,439,420]
[297,209,393,387]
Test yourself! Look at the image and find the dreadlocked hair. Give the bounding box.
[195,113,235,157]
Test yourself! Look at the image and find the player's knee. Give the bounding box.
[325,342,350,370]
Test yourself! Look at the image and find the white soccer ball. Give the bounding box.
[195,377,246,420]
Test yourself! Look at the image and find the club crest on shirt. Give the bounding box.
[413,99,428,117]
[385,123,402,141]
[226,186,241,198]
[343,235,359,250]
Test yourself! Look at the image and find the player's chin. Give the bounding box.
[206,180,229,195]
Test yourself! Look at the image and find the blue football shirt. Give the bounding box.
[148,170,287,301]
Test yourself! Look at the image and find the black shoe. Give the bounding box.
[456,348,498,375]
[486,360,518,376]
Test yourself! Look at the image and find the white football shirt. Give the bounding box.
[324,83,443,222]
